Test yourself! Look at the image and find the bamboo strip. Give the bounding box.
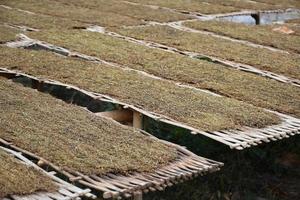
[0,146,94,200]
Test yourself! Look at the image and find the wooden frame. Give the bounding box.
[0,70,223,199]
[1,68,299,151]
[0,131,222,199]
[0,146,95,200]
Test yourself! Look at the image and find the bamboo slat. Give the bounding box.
[0,134,222,200]
[0,146,95,200]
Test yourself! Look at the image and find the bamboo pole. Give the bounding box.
[133,191,143,200]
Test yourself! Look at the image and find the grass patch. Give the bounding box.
[184,20,300,54]
[116,25,300,80]
[27,29,300,118]
[0,46,280,132]
[0,149,57,198]
[0,0,190,27]
[123,0,239,14]
[0,77,177,175]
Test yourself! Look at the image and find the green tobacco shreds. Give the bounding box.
[254,0,300,8]
[0,25,19,43]
[287,19,300,24]
[0,77,177,175]
[184,20,300,54]
[204,0,295,10]
[0,47,280,132]
[286,19,300,36]
[53,0,192,23]
[0,7,84,30]
[0,149,57,198]
[125,0,296,14]
[111,0,239,14]
[28,29,300,118]
[116,25,300,80]
[0,0,140,27]
[0,0,190,27]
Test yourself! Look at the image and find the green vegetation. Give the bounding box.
[0,47,279,131]
[27,29,300,118]
[0,0,190,27]
[116,25,300,80]
[0,77,176,175]
[184,20,300,53]
[0,149,57,198]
